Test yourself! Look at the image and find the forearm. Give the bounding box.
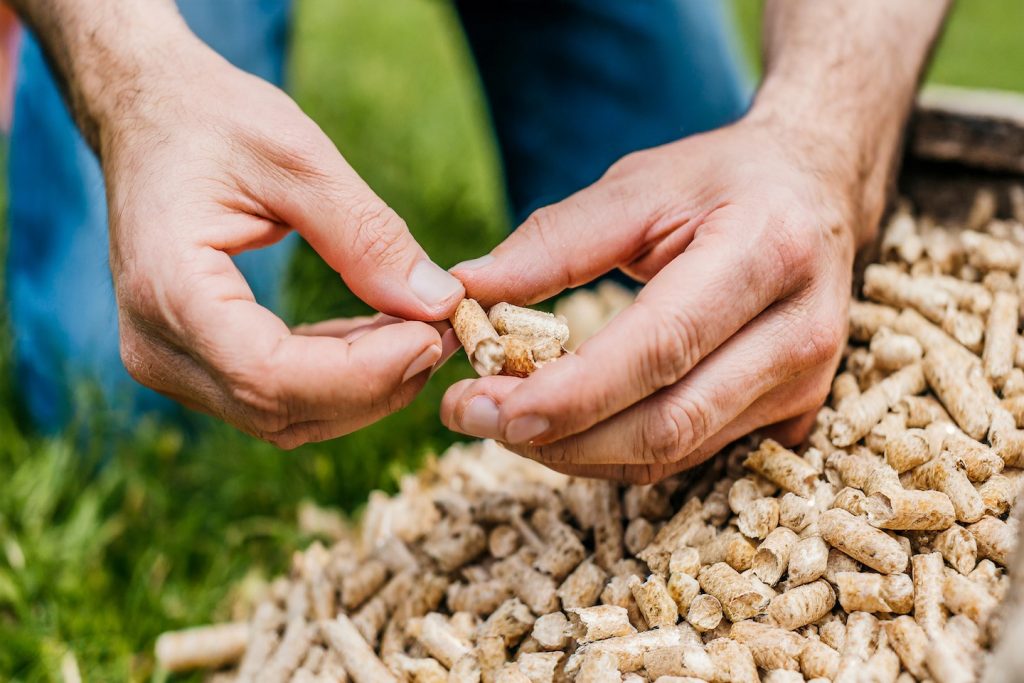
[8,0,201,152]
[748,0,951,246]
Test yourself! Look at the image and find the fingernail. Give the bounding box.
[451,254,495,272]
[505,414,550,444]
[460,396,502,438]
[402,345,441,382]
[430,329,461,377]
[409,260,464,309]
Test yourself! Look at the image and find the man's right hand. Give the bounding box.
[13,1,464,446]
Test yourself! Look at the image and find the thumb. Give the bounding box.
[273,156,464,321]
[450,177,650,306]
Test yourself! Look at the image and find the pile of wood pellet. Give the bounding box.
[156,197,1024,683]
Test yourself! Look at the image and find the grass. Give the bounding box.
[1,0,1022,680]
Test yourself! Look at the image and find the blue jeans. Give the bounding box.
[8,0,748,431]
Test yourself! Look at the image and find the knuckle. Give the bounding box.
[350,202,410,270]
[605,150,650,178]
[520,207,558,245]
[766,216,817,287]
[795,316,845,369]
[642,397,704,465]
[638,302,702,389]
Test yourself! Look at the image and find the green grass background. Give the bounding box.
[2,0,1023,679]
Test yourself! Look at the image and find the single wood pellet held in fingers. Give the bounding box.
[155,200,1024,682]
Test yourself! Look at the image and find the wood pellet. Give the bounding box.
[452,299,568,377]
[156,204,1024,681]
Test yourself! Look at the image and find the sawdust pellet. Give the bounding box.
[753,527,799,586]
[745,439,819,497]
[898,394,950,427]
[705,638,759,683]
[967,515,1016,566]
[697,563,769,622]
[557,559,608,610]
[833,612,880,683]
[943,569,998,626]
[407,613,472,669]
[779,493,818,533]
[903,453,985,523]
[642,644,715,681]
[567,625,694,675]
[932,525,978,575]
[155,622,250,673]
[785,536,829,588]
[489,303,570,346]
[480,598,535,648]
[818,508,908,574]
[567,605,636,644]
[871,328,924,370]
[517,652,562,683]
[737,497,780,540]
[724,534,758,573]
[768,580,836,631]
[864,264,953,325]
[884,616,929,680]
[800,639,840,680]
[912,552,946,639]
[624,517,656,557]
[452,299,506,376]
[863,487,956,530]
[729,620,805,671]
[962,229,1022,273]
[321,615,399,683]
[830,363,926,447]
[628,575,678,629]
[985,291,1020,383]
[681,594,720,633]
[835,571,913,614]
[884,428,932,472]
[926,421,1004,483]
[531,612,570,652]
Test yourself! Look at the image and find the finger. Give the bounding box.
[441,376,521,440]
[450,173,664,306]
[430,328,462,376]
[444,298,838,464]
[492,226,801,445]
[265,145,463,320]
[256,370,431,449]
[170,249,443,433]
[292,314,404,341]
[514,366,833,484]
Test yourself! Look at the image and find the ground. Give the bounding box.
[0,0,1022,679]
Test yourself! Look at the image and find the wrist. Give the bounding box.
[744,80,900,249]
[28,1,208,154]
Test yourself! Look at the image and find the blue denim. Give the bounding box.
[457,0,750,222]
[8,0,748,431]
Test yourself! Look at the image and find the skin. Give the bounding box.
[9,0,465,447]
[443,0,951,483]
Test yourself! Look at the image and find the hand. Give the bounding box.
[102,42,464,447]
[442,116,873,483]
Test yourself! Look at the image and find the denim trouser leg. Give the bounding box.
[456,0,751,224]
[8,0,295,431]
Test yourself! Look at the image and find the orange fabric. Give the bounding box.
[0,4,19,132]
